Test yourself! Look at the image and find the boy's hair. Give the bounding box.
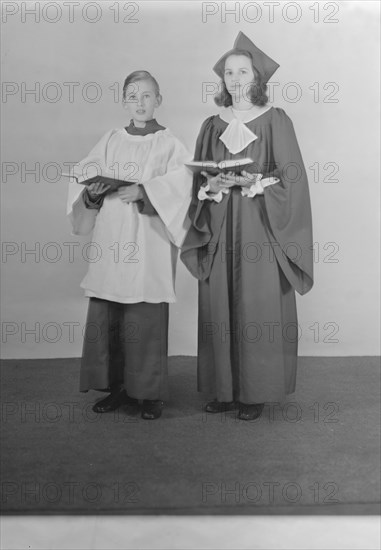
[214,50,269,107]
[122,71,161,100]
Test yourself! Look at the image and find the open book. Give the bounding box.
[185,157,254,175]
[62,173,135,194]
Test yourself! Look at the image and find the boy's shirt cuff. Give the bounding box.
[136,185,158,216]
[82,188,105,210]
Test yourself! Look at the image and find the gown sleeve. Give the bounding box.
[261,108,314,295]
[141,134,193,248]
[66,129,117,236]
[180,117,230,280]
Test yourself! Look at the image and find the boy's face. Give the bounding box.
[123,79,161,124]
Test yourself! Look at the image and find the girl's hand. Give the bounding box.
[219,170,260,189]
[86,180,111,200]
[200,171,226,194]
[117,184,143,203]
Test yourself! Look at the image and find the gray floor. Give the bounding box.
[1,356,380,514]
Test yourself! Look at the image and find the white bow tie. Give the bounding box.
[219,118,258,155]
[218,106,272,155]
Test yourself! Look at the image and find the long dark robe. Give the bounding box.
[180,107,313,403]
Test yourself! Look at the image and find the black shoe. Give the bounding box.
[238,403,264,421]
[141,400,163,420]
[204,400,236,413]
[92,387,137,413]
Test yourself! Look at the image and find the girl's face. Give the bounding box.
[224,54,255,101]
[123,79,161,125]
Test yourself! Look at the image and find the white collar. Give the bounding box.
[219,105,272,124]
[218,106,272,155]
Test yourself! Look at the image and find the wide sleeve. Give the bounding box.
[66,129,117,236]
[262,108,314,295]
[141,134,193,248]
[180,117,229,280]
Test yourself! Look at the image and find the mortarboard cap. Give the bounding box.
[213,31,279,83]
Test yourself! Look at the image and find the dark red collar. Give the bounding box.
[125,119,166,136]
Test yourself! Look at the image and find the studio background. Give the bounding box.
[1,0,380,359]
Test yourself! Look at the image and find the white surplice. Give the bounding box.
[66,128,192,304]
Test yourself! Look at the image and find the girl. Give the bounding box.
[67,70,192,420]
[181,32,314,420]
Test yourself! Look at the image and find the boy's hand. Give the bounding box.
[117,184,143,203]
[86,180,111,199]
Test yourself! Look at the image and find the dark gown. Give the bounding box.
[181,107,313,404]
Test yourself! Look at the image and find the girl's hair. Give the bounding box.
[214,50,269,107]
[122,71,160,100]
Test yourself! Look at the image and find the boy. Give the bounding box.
[67,71,192,419]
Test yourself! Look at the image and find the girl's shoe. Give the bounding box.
[204,400,236,413]
[141,400,164,420]
[238,403,264,421]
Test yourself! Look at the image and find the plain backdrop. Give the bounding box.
[1,0,380,359]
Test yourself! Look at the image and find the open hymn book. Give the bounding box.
[62,173,135,194]
[185,157,254,175]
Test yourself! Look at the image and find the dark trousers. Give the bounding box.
[80,298,169,400]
